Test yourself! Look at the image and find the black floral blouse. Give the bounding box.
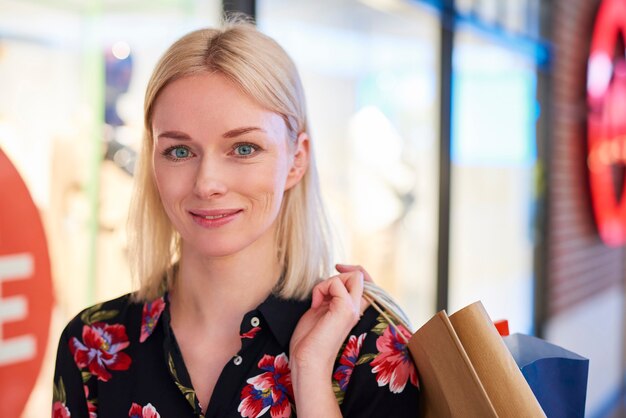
[52,292,420,418]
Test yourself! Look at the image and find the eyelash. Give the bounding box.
[231,142,261,158]
[160,143,261,161]
[161,145,194,161]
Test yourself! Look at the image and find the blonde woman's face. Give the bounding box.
[151,73,308,259]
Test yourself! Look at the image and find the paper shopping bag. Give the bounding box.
[407,302,545,418]
[503,333,589,418]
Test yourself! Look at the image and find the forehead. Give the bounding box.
[151,72,286,139]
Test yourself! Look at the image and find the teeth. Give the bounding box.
[203,214,228,220]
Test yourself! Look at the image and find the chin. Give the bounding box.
[180,224,278,260]
[188,236,261,259]
[201,247,244,258]
[195,242,245,258]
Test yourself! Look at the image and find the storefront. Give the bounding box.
[257,0,547,337]
[1,0,623,416]
[0,2,222,415]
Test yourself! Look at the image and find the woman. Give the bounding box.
[53,20,419,418]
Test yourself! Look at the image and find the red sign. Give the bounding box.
[587,0,626,247]
[0,149,54,416]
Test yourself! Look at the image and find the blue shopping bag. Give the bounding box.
[503,333,589,418]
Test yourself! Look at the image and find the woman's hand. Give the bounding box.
[291,271,364,367]
[335,263,374,314]
[289,269,365,417]
[334,263,374,284]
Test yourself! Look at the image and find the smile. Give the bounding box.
[189,209,243,228]
[203,214,229,220]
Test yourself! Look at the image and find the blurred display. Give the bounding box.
[0,149,53,418]
[455,0,541,37]
[449,29,538,334]
[0,0,546,416]
[258,0,441,328]
[0,1,220,416]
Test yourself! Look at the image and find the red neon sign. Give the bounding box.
[587,0,626,247]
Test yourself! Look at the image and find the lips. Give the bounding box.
[189,208,243,228]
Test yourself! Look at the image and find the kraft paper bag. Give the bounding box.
[503,333,589,418]
[408,301,545,418]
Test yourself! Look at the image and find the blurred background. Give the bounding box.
[0,0,624,416]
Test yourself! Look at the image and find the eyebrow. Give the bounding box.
[157,127,266,141]
[157,131,191,141]
[222,126,266,138]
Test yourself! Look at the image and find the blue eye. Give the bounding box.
[234,143,257,157]
[173,147,189,158]
[162,145,192,160]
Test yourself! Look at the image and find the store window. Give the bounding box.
[258,0,440,327]
[448,29,538,334]
[0,1,220,416]
[455,0,541,36]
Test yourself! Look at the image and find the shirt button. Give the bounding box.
[233,355,243,366]
[251,316,260,327]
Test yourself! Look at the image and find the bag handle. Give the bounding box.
[363,288,411,344]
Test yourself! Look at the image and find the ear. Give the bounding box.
[285,132,310,190]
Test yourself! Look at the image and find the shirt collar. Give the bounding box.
[143,292,311,348]
[139,295,167,343]
[257,294,311,348]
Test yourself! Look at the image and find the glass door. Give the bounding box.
[448,29,538,334]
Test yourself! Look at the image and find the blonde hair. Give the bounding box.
[128,19,412,331]
[128,19,333,302]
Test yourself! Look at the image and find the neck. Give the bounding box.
[169,231,282,333]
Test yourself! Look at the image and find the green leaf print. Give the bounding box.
[355,353,377,366]
[168,353,198,412]
[332,379,345,405]
[81,371,92,383]
[80,304,119,325]
[371,315,389,336]
[53,377,67,404]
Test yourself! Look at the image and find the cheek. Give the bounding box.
[153,163,170,200]
[153,161,190,210]
[245,163,289,211]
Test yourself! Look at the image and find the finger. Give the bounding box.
[338,271,364,311]
[328,276,352,299]
[313,275,354,312]
[311,280,327,309]
[335,271,368,314]
[327,273,362,320]
[327,277,360,321]
[335,264,374,283]
[311,276,341,309]
[359,294,370,315]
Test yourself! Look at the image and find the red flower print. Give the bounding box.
[52,401,71,418]
[241,326,261,339]
[87,400,97,418]
[140,297,165,343]
[84,385,97,418]
[69,322,132,382]
[333,333,366,391]
[129,402,161,418]
[370,324,418,393]
[238,353,293,418]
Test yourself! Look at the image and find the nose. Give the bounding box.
[192,156,228,199]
